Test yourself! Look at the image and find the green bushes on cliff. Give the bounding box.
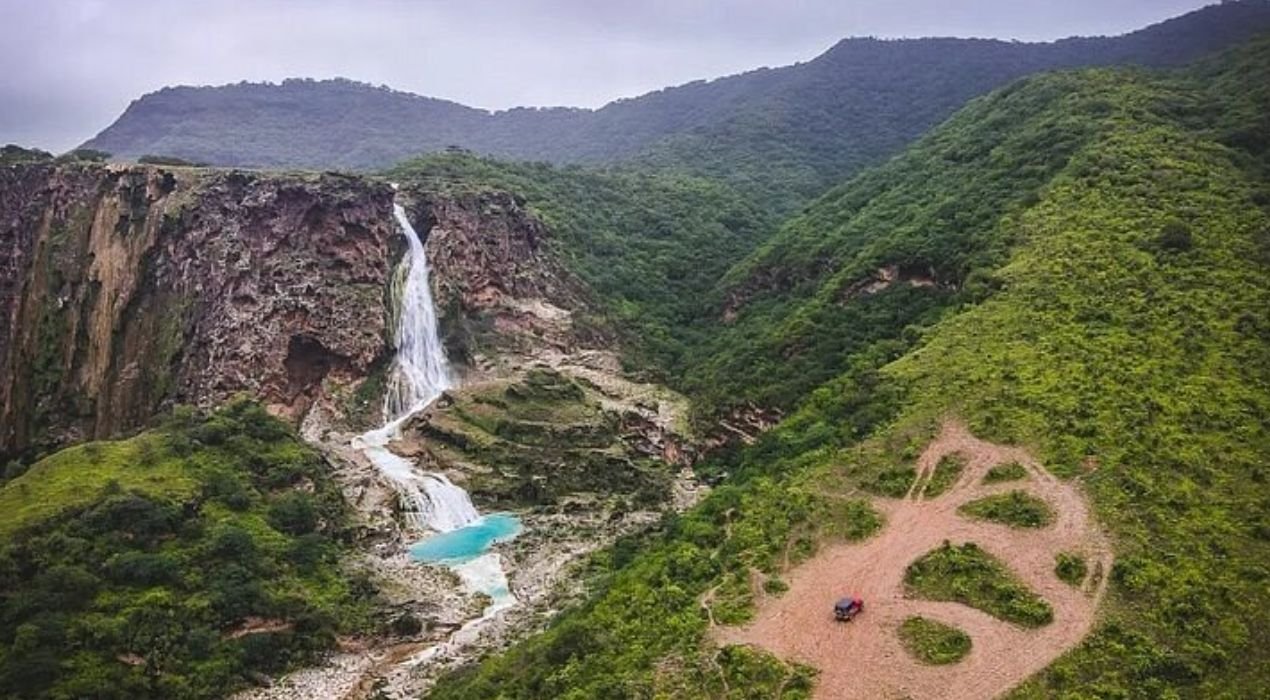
[0,400,371,700]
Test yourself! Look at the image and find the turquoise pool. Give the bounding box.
[409,513,523,564]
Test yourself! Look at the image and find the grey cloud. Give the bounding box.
[0,0,1214,152]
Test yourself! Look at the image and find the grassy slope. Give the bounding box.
[0,434,198,538]
[684,69,1136,415]
[428,39,1270,699]
[885,79,1270,696]
[0,401,370,699]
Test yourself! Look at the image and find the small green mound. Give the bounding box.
[0,434,198,538]
[923,453,966,497]
[898,616,972,665]
[983,462,1027,484]
[1055,552,1089,586]
[905,542,1053,628]
[958,490,1054,528]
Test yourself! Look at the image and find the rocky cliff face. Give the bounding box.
[401,188,607,364]
[0,161,613,460]
[0,161,397,458]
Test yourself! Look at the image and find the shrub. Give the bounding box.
[924,453,966,497]
[867,466,915,497]
[268,492,319,535]
[983,462,1027,484]
[898,616,972,664]
[1156,218,1194,252]
[763,577,790,595]
[390,613,424,637]
[1055,552,1089,586]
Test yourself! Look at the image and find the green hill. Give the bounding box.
[0,401,371,699]
[686,35,1270,418]
[424,37,1270,700]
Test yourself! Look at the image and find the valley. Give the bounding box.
[2,2,1269,699]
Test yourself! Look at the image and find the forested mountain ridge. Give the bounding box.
[82,1,1270,211]
[682,32,1270,417]
[423,35,1270,700]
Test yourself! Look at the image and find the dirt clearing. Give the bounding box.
[715,421,1112,700]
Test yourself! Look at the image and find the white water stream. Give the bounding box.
[352,195,517,627]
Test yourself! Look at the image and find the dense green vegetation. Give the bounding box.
[683,67,1141,415]
[958,491,1055,529]
[898,616,973,665]
[1054,553,1090,587]
[905,543,1054,628]
[431,36,1270,699]
[0,144,52,164]
[0,401,370,699]
[983,462,1028,484]
[388,154,774,373]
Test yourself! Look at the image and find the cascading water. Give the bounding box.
[384,201,451,419]
[354,200,479,533]
[353,192,519,632]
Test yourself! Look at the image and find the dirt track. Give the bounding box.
[715,421,1113,700]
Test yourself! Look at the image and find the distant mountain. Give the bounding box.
[83,1,1270,208]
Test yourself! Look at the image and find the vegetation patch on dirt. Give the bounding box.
[958,491,1054,529]
[922,453,966,497]
[905,542,1053,628]
[982,462,1027,484]
[1054,553,1089,587]
[899,616,973,665]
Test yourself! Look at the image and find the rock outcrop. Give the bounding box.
[401,188,607,363]
[0,161,396,458]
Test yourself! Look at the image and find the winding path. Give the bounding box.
[715,421,1113,700]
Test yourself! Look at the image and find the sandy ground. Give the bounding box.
[716,421,1113,700]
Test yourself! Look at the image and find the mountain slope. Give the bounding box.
[685,32,1270,418]
[423,37,1270,700]
[81,2,1270,211]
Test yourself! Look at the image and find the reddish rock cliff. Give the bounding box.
[0,162,397,457]
[401,188,607,362]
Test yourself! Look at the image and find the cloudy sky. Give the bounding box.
[1,0,1216,152]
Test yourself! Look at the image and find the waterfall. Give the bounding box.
[352,191,520,648]
[384,202,451,419]
[353,196,478,533]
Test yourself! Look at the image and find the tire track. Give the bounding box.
[715,420,1113,699]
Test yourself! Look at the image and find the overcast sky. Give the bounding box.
[0,0,1217,152]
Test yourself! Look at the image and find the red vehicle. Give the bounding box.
[834,596,864,621]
